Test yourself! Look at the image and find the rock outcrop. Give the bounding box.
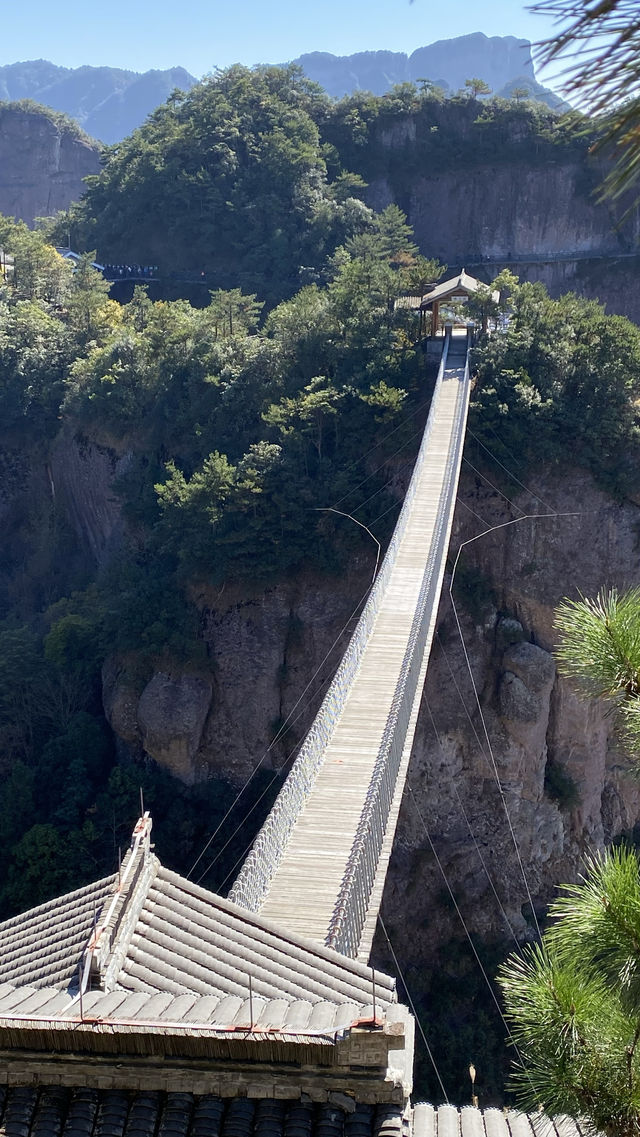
[98,462,640,944]
[366,157,640,322]
[136,672,213,784]
[0,104,101,225]
[379,466,640,972]
[49,429,132,567]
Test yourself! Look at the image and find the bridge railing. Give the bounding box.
[229,338,455,915]
[324,340,470,956]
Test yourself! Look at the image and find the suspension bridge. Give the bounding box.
[230,331,471,961]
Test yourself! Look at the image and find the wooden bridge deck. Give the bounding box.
[258,339,470,950]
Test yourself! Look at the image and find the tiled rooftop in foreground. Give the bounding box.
[0,1088,591,1137]
[0,815,596,1137]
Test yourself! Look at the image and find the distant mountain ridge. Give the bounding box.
[0,35,561,150]
[290,33,563,107]
[0,60,198,144]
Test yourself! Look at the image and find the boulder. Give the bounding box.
[137,672,212,783]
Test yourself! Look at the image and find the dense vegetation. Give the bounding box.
[469,275,640,498]
[56,65,374,305]
[53,67,594,305]
[0,203,438,916]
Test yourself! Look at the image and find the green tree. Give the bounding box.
[4,224,72,303]
[65,251,119,344]
[533,0,640,200]
[464,78,492,99]
[499,847,640,1137]
[55,65,365,306]
[470,276,640,494]
[554,587,640,756]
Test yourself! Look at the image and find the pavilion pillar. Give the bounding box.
[432,300,439,336]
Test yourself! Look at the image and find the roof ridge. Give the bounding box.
[83,814,158,993]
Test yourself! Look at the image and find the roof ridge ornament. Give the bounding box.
[81,813,158,993]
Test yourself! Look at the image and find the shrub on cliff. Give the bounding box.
[470,278,640,496]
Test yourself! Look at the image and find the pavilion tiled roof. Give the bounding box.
[0,873,116,991]
[419,271,499,308]
[0,818,597,1137]
[0,815,396,1037]
[115,865,396,1010]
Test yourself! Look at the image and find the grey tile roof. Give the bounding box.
[0,1088,406,1137]
[0,978,396,1041]
[0,1090,597,1137]
[418,272,499,308]
[115,865,396,1013]
[411,1106,594,1137]
[0,874,116,991]
[0,816,396,1035]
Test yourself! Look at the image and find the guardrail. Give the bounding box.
[324,340,470,956]
[229,338,455,914]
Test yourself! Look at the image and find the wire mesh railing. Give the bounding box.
[229,337,464,916]
[324,344,470,956]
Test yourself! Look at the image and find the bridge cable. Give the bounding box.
[195,772,281,887]
[424,697,522,950]
[435,630,492,770]
[482,421,526,472]
[189,459,421,883]
[315,508,381,582]
[378,915,450,1105]
[449,511,591,940]
[216,838,265,895]
[403,784,537,1098]
[329,394,436,511]
[194,494,395,885]
[190,392,567,885]
[462,458,528,517]
[187,568,383,880]
[187,403,439,880]
[455,496,491,527]
[466,430,554,512]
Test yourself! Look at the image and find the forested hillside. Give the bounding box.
[0,196,441,914]
[53,70,591,306]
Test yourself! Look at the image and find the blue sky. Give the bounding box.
[2,0,562,79]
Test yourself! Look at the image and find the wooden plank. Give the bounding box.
[257,348,470,951]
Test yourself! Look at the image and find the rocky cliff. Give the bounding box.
[362,116,640,323]
[10,393,640,1098]
[87,445,640,1095]
[92,451,640,926]
[0,104,101,225]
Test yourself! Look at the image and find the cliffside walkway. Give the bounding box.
[230,334,471,960]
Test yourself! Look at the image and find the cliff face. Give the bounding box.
[365,131,640,322]
[24,416,640,1095]
[381,468,640,958]
[87,445,640,935]
[0,105,101,225]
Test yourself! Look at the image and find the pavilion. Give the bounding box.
[419,270,499,335]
